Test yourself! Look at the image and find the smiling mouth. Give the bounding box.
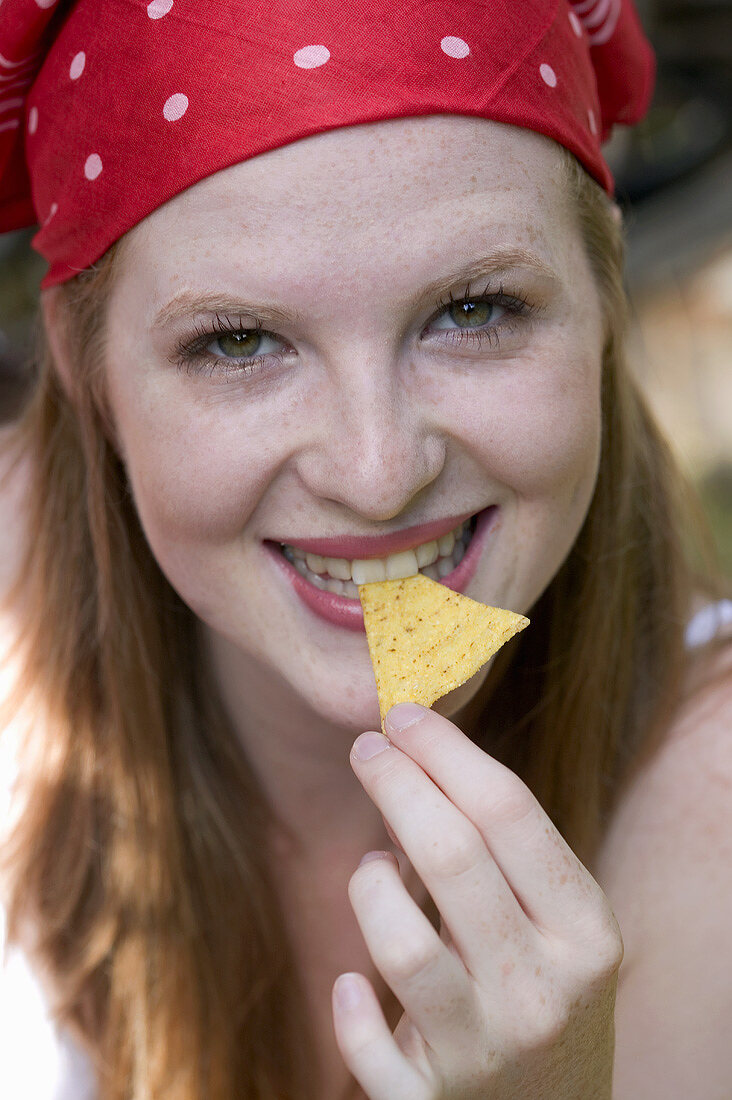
[276,514,479,599]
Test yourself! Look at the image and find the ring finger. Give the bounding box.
[347,851,484,1058]
[352,741,536,983]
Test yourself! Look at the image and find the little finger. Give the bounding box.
[348,852,480,1057]
[332,972,436,1100]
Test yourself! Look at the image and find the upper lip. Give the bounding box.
[271,507,487,560]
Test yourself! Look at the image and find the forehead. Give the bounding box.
[118,116,575,298]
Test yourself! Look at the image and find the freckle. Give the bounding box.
[535,966,542,976]
[560,874,567,884]
[502,960,515,977]
[539,994,546,1005]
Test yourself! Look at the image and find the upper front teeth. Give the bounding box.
[282,520,469,584]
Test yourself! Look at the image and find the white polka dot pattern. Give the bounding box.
[539,62,557,87]
[0,97,23,135]
[293,45,330,69]
[163,92,188,121]
[568,0,622,46]
[0,45,38,140]
[84,153,102,180]
[440,36,470,59]
[0,0,657,287]
[147,0,174,17]
[69,52,86,80]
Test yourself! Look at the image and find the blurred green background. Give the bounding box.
[1,0,731,577]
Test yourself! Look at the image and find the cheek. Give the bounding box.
[461,353,602,502]
[503,389,600,503]
[111,389,275,549]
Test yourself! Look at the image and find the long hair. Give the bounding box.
[0,146,728,1099]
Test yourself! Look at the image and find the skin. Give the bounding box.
[45,114,617,1097]
[86,114,603,845]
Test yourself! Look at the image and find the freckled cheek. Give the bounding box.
[466,373,601,500]
[497,404,599,499]
[114,404,276,546]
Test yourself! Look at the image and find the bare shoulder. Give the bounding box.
[0,424,33,865]
[594,638,732,1098]
[595,637,732,939]
[0,423,31,611]
[596,634,732,866]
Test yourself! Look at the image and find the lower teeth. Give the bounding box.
[287,521,474,598]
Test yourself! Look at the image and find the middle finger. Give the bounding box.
[351,733,536,984]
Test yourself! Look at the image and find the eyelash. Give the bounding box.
[171,280,541,379]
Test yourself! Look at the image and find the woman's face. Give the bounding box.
[100,115,604,734]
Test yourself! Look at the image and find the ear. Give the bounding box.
[610,202,623,227]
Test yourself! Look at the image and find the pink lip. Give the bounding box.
[267,509,476,561]
[263,505,500,633]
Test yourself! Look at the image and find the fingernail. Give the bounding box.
[386,702,427,732]
[352,731,390,761]
[358,849,394,867]
[334,973,362,1010]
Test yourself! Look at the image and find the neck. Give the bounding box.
[201,627,392,862]
[200,627,496,864]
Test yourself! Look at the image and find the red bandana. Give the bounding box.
[0,0,655,288]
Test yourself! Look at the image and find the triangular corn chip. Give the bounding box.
[358,573,529,732]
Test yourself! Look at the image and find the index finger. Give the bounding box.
[383,703,606,939]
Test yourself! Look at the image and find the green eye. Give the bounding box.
[448,300,495,328]
[215,330,261,357]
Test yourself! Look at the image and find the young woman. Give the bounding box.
[1,1,730,1098]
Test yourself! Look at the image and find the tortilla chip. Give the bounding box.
[358,573,529,732]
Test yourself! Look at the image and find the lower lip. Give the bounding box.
[263,505,500,633]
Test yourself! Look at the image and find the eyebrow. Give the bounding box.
[151,246,559,330]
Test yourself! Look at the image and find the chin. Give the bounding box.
[314,690,383,734]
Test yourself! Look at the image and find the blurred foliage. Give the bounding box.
[698,465,732,580]
[0,230,45,353]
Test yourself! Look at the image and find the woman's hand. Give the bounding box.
[331,702,623,1100]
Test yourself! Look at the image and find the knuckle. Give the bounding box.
[343,1025,376,1060]
[599,924,624,975]
[516,988,572,1050]
[531,1006,572,1050]
[423,823,486,880]
[485,775,535,829]
[573,909,625,981]
[348,855,397,897]
[582,931,625,983]
[375,932,441,985]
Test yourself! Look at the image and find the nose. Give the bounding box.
[294,352,447,522]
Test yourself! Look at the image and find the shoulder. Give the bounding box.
[0,424,31,610]
[594,638,732,1097]
[596,635,732,932]
[0,424,33,829]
